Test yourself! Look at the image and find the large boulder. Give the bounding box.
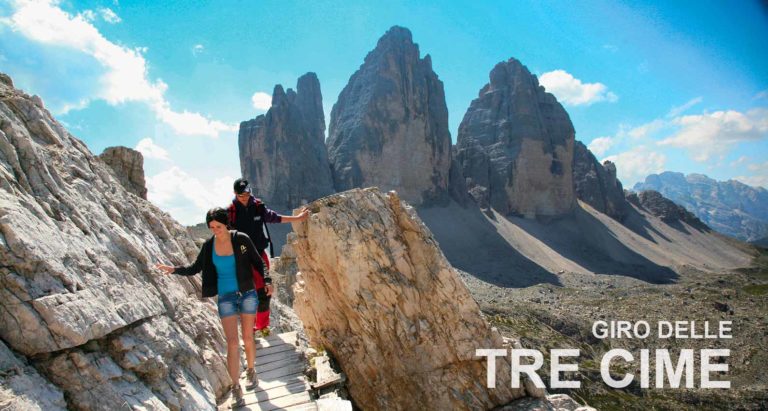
[456,58,576,218]
[98,146,148,199]
[239,72,335,210]
[289,188,529,410]
[572,140,629,221]
[327,26,452,206]
[0,74,229,409]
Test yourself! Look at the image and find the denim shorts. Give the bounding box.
[217,289,258,318]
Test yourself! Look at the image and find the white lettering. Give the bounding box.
[601,349,634,388]
[701,349,730,389]
[511,349,546,389]
[476,349,507,388]
[656,349,695,388]
[550,349,580,389]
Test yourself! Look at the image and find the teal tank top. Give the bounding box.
[212,246,238,295]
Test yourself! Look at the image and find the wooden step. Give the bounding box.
[242,391,313,410]
[256,331,298,348]
[256,343,298,358]
[258,357,305,374]
[219,332,315,411]
[237,371,306,392]
[241,380,309,403]
[283,403,319,411]
[257,346,301,364]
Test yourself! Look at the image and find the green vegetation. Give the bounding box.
[736,247,768,281]
[743,284,768,296]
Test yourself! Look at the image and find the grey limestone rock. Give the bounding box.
[327,26,452,206]
[98,146,148,199]
[239,73,335,210]
[626,190,708,229]
[0,73,228,409]
[455,58,576,218]
[572,140,629,221]
[0,340,66,411]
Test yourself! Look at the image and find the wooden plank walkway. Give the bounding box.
[218,331,317,410]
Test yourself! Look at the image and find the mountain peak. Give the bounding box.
[635,171,768,241]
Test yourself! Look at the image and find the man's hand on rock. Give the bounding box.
[296,207,310,221]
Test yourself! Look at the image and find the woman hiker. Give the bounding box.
[228,178,309,337]
[156,207,271,407]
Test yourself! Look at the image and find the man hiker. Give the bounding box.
[228,178,310,337]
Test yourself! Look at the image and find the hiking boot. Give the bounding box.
[230,383,245,408]
[245,367,258,390]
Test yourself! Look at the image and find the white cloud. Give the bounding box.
[58,97,91,115]
[602,44,618,52]
[587,136,614,156]
[4,0,235,137]
[754,90,768,101]
[730,155,749,167]
[135,137,170,161]
[79,9,96,22]
[251,91,272,111]
[748,161,768,172]
[603,146,667,187]
[146,167,235,225]
[627,119,665,140]
[734,161,768,188]
[192,44,204,56]
[733,175,768,189]
[152,101,237,138]
[99,8,121,24]
[667,97,703,118]
[539,70,618,106]
[657,108,768,162]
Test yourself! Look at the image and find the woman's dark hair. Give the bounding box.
[206,207,229,227]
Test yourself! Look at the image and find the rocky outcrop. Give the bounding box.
[289,188,530,410]
[634,172,768,241]
[327,26,452,206]
[0,74,228,409]
[0,340,66,410]
[98,146,148,199]
[456,58,576,218]
[626,190,708,229]
[572,141,629,221]
[239,73,335,210]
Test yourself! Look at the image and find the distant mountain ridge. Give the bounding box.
[634,172,768,241]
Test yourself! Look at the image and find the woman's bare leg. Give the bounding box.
[220,315,241,384]
[241,313,257,369]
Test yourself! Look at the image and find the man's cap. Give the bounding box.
[233,178,251,194]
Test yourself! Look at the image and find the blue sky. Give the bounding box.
[1,0,766,224]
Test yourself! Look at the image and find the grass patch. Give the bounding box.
[743,284,768,296]
[736,247,768,281]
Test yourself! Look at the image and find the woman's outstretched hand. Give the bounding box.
[155,264,175,275]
